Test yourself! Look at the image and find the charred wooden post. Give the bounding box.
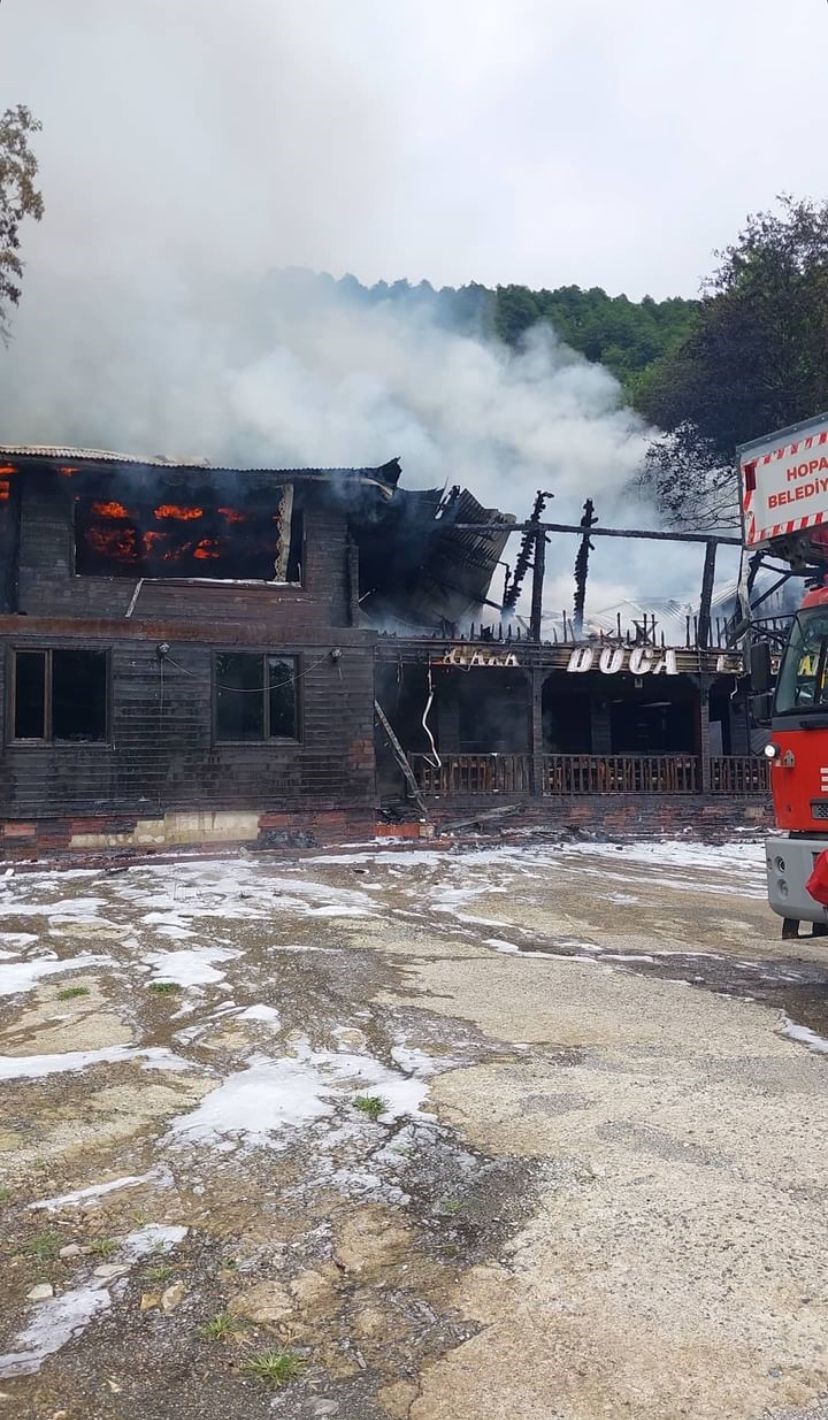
[530,525,546,642]
[573,498,598,637]
[698,677,713,793]
[746,550,764,596]
[346,534,360,626]
[529,668,545,796]
[502,489,553,617]
[697,541,718,649]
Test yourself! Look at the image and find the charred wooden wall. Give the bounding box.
[13,466,355,626]
[0,466,377,840]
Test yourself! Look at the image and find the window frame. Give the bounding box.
[7,646,112,746]
[774,608,828,716]
[71,487,306,589]
[212,650,302,746]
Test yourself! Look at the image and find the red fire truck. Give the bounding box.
[739,412,828,937]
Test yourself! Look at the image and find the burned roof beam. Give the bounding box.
[449,522,742,546]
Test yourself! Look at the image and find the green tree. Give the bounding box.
[494,284,542,345]
[493,282,697,397]
[638,196,828,526]
[0,105,44,343]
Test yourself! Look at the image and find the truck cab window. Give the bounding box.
[775,610,828,713]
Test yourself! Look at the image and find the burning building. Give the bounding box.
[0,445,771,860]
[0,446,514,856]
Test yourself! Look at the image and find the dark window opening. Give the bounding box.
[454,670,529,752]
[215,652,299,743]
[14,651,46,739]
[74,484,302,583]
[268,656,299,739]
[11,649,108,743]
[53,651,108,741]
[542,689,592,753]
[609,697,694,753]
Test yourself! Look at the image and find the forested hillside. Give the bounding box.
[321,270,697,402]
[493,284,697,399]
[300,196,828,529]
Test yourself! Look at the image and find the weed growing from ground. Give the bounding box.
[198,1311,243,1341]
[149,981,183,995]
[353,1094,388,1122]
[26,1233,60,1260]
[57,985,90,1000]
[0,1186,10,1203]
[145,1263,175,1283]
[243,1349,305,1387]
[89,1238,117,1257]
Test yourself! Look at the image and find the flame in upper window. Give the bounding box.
[154,504,204,521]
[91,500,131,519]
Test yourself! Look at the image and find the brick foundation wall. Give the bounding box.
[0,805,376,863]
[426,794,774,838]
[0,794,774,866]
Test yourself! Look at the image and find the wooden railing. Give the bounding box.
[709,755,770,795]
[410,753,531,797]
[409,752,769,798]
[543,754,699,795]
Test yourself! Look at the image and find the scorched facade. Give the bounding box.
[0,448,382,855]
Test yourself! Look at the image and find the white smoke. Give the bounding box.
[0,264,720,614]
[0,0,726,619]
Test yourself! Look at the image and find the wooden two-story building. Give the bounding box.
[0,445,771,859]
[0,447,393,856]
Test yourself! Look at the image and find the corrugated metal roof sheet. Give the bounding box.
[0,446,401,483]
[0,445,213,465]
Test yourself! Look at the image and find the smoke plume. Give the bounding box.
[0,0,728,619]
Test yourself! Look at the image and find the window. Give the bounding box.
[11,649,108,742]
[215,653,299,742]
[775,609,828,714]
[73,484,303,583]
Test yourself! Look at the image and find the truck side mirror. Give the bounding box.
[749,640,773,695]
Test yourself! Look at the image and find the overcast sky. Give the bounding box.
[2,0,826,301]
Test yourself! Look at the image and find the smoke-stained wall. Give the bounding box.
[0,465,378,848]
[14,463,353,627]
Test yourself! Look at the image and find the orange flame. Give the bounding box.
[218,506,247,524]
[58,466,78,477]
[154,504,204,521]
[0,479,10,502]
[91,500,131,519]
[0,464,17,475]
[85,526,139,561]
[193,539,220,560]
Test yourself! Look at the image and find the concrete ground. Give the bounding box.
[1,835,827,1420]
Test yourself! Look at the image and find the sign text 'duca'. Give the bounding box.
[566,647,679,676]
